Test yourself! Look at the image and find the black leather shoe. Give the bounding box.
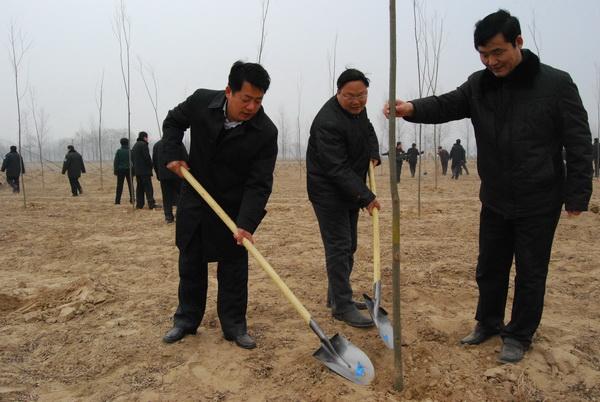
[165,216,175,224]
[162,327,196,344]
[327,300,368,310]
[225,333,256,349]
[497,338,526,364]
[333,308,374,328]
[460,323,500,345]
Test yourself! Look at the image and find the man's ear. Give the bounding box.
[515,35,523,49]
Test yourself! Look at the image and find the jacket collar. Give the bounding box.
[481,49,540,88]
[208,90,265,130]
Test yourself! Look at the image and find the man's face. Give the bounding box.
[477,33,523,78]
[336,80,368,115]
[225,81,265,122]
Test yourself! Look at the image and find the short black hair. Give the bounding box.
[67,145,74,151]
[456,139,461,144]
[474,9,521,49]
[138,131,148,140]
[228,61,271,93]
[10,145,17,152]
[337,68,369,91]
[120,137,129,146]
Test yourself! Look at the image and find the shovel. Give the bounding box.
[363,162,394,349]
[180,168,374,385]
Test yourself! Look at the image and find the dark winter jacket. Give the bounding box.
[162,89,278,261]
[62,150,86,178]
[406,50,593,217]
[438,149,450,163]
[131,140,153,177]
[449,144,466,169]
[152,138,188,181]
[406,147,422,164]
[113,145,130,174]
[383,147,406,165]
[306,96,380,209]
[1,150,25,177]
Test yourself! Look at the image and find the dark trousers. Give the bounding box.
[395,162,403,183]
[68,176,82,195]
[409,161,417,177]
[451,163,461,179]
[7,176,19,193]
[173,227,249,337]
[135,175,155,208]
[475,206,561,347]
[594,158,599,178]
[115,170,133,203]
[441,160,448,175]
[312,203,359,314]
[160,179,181,219]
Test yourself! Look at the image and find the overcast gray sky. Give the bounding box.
[2,0,600,154]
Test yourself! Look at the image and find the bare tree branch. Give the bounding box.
[257,0,270,63]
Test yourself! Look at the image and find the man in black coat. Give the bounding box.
[383,142,406,182]
[153,137,188,223]
[161,61,278,349]
[61,145,86,196]
[1,146,25,193]
[386,10,592,363]
[406,143,423,177]
[437,146,450,175]
[306,68,380,328]
[131,131,157,209]
[449,139,467,179]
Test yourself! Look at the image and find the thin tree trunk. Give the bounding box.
[389,0,403,391]
[97,70,104,189]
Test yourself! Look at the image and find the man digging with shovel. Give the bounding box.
[307,68,381,328]
[161,61,278,349]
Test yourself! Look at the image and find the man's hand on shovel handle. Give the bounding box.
[366,199,381,216]
[234,228,254,245]
[166,160,190,178]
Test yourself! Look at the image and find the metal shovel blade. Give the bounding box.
[363,283,394,349]
[310,320,374,385]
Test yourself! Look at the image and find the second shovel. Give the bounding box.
[363,162,394,349]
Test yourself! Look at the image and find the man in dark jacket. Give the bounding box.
[449,139,467,179]
[383,142,406,182]
[161,61,278,349]
[406,143,423,177]
[1,146,25,193]
[306,68,380,328]
[62,145,85,196]
[113,137,133,204]
[593,138,599,178]
[386,10,592,363]
[437,146,450,175]
[131,131,157,209]
[153,137,188,223]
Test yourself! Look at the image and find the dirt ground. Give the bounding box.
[1,160,599,402]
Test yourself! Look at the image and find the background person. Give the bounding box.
[131,131,157,209]
[1,145,25,193]
[113,137,133,204]
[62,145,85,196]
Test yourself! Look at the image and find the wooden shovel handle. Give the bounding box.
[368,162,381,283]
[181,168,312,324]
